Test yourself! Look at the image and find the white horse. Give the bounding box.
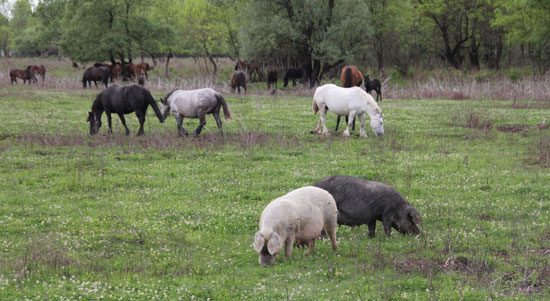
[312,84,384,137]
[160,88,232,137]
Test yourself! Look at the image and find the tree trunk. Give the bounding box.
[164,50,172,78]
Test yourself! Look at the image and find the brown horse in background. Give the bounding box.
[10,68,37,85]
[230,71,247,94]
[341,65,363,88]
[337,65,364,131]
[136,63,153,79]
[235,60,263,81]
[27,65,46,82]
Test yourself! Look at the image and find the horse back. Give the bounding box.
[341,66,363,88]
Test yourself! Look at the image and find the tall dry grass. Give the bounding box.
[1,57,549,101]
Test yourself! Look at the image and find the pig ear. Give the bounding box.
[408,208,422,225]
[254,232,265,253]
[267,232,282,255]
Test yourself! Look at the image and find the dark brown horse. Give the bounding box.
[27,65,46,82]
[87,85,164,136]
[235,60,263,81]
[82,66,110,89]
[231,71,247,94]
[336,66,364,131]
[9,68,37,85]
[267,70,278,90]
[283,68,304,87]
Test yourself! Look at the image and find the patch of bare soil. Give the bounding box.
[496,125,529,133]
[478,213,495,221]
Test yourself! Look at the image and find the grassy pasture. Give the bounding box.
[1,63,550,299]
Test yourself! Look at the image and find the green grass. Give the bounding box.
[0,83,549,299]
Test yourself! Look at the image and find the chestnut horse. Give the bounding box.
[27,65,46,82]
[341,65,363,88]
[337,66,364,131]
[230,71,247,94]
[9,68,37,85]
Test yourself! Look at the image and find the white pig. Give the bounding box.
[254,186,338,266]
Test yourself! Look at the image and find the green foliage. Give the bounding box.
[240,0,372,64]
[492,0,550,73]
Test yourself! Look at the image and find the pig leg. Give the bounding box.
[324,221,338,251]
[307,240,315,254]
[382,217,393,237]
[367,220,376,238]
[284,235,295,257]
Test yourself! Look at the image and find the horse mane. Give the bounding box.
[91,91,104,112]
[163,89,178,102]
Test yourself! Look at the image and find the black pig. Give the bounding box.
[314,175,422,238]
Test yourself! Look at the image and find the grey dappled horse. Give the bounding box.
[160,88,232,137]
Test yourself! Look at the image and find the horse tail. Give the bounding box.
[144,88,164,123]
[41,65,46,80]
[344,67,352,88]
[216,93,232,120]
[312,98,319,114]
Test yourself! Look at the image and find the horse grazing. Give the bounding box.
[138,73,145,86]
[312,84,384,137]
[364,75,382,102]
[82,66,110,89]
[27,65,46,82]
[337,66,365,131]
[87,85,164,136]
[267,70,278,90]
[9,68,37,85]
[135,63,152,79]
[159,88,232,137]
[230,71,247,94]
[235,60,263,81]
[283,68,304,87]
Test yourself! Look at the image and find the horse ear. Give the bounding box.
[160,97,166,105]
[87,112,92,122]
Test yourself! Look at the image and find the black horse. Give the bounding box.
[267,70,278,90]
[283,68,304,87]
[82,66,110,89]
[364,76,382,102]
[87,85,164,136]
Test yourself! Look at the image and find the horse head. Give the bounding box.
[159,97,171,121]
[87,111,102,135]
[370,112,384,136]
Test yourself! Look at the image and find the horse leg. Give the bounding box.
[378,89,382,102]
[320,106,330,137]
[213,111,223,136]
[358,113,367,137]
[343,111,357,137]
[335,116,341,132]
[193,114,207,137]
[93,81,98,88]
[118,113,130,135]
[175,114,188,136]
[106,112,113,134]
[135,111,146,136]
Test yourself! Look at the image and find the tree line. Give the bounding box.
[1,0,548,84]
